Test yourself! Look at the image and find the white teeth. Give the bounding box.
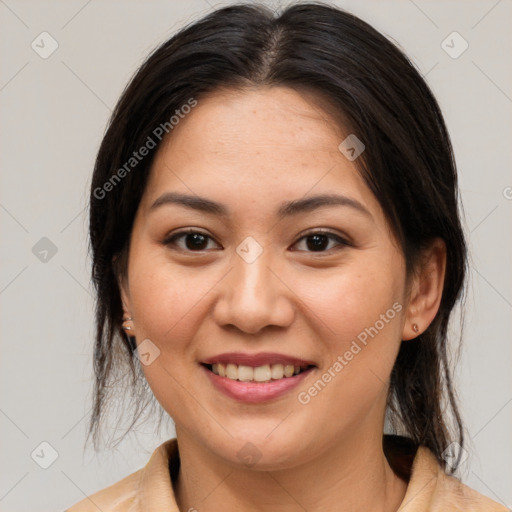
[238,365,253,381]
[271,363,284,379]
[209,362,309,381]
[225,363,238,380]
[254,364,271,382]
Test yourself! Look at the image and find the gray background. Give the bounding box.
[0,0,511,510]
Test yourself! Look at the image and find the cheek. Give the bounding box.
[296,256,406,405]
[300,259,404,348]
[293,267,404,419]
[129,262,211,350]
[126,257,217,419]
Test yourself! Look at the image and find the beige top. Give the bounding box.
[66,436,507,511]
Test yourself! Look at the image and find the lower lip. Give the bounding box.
[202,365,314,403]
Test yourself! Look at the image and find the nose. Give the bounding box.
[212,243,295,335]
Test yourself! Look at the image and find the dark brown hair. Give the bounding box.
[87,1,467,472]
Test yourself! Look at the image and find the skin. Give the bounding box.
[119,86,446,512]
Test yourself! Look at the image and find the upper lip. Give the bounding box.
[201,352,316,367]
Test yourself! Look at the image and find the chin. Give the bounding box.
[209,424,311,471]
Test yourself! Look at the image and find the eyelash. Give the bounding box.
[162,228,351,254]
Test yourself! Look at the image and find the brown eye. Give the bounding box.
[293,231,349,253]
[163,230,220,252]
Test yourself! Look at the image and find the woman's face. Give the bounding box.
[121,86,413,469]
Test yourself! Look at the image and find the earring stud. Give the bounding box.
[122,317,133,331]
[412,323,419,333]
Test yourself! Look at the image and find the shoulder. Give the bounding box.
[65,468,142,512]
[402,444,508,511]
[65,439,179,512]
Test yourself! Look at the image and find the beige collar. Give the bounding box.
[68,437,508,511]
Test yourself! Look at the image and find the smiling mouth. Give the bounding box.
[202,363,314,383]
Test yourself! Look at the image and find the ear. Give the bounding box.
[113,254,135,333]
[119,279,132,319]
[402,238,446,340]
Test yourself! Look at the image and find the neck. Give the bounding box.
[173,425,408,512]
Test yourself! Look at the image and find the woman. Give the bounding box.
[66,2,507,511]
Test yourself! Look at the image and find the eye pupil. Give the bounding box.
[307,234,329,251]
[186,233,208,250]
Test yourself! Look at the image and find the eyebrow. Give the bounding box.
[150,192,372,219]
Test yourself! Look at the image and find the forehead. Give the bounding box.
[141,86,379,219]
[165,86,344,156]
